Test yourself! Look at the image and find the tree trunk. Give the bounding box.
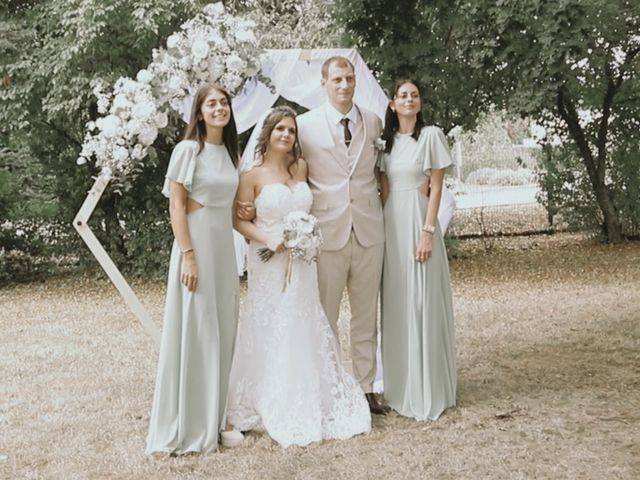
[556,88,623,243]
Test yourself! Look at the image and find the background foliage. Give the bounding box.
[336,0,640,243]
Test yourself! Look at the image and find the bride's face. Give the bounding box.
[268,116,297,154]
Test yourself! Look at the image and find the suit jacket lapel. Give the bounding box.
[319,106,351,173]
[348,105,367,177]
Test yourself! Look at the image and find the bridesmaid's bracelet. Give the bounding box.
[422,224,436,234]
[181,248,194,255]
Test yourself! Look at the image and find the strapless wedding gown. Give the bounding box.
[226,182,371,447]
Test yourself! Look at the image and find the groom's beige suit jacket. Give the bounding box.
[297,103,384,251]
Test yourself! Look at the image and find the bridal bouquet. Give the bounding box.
[258,211,323,291]
[258,211,323,263]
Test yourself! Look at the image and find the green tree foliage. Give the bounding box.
[0,0,204,282]
[228,0,344,49]
[337,0,640,242]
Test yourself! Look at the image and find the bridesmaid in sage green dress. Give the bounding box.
[378,79,456,421]
[146,84,243,454]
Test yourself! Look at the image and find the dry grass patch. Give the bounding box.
[1,233,639,479]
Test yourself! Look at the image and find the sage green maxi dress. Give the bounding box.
[379,127,456,421]
[146,140,239,454]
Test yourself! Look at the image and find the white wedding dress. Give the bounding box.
[226,182,371,447]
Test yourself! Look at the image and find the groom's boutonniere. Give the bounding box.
[373,137,386,152]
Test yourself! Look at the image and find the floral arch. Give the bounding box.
[73,3,391,349]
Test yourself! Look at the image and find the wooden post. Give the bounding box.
[73,172,161,349]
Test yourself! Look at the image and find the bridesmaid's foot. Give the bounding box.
[365,393,391,415]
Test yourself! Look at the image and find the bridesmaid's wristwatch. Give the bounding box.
[422,224,436,234]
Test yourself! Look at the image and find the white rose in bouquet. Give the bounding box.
[298,236,312,249]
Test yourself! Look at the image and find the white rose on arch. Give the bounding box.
[138,126,159,146]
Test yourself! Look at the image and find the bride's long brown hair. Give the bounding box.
[183,83,239,167]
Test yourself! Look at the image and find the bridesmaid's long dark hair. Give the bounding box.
[381,79,425,154]
[183,83,239,167]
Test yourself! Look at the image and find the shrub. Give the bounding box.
[536,144,640,239]
[466,167,535,186]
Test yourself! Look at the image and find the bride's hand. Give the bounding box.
[266,235,285,254]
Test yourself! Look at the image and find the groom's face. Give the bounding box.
[322,62,356,111]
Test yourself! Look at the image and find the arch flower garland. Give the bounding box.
[77,2,262,179]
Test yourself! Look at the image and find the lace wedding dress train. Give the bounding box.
[226,182,371,447]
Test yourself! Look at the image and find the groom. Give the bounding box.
[297,56,389,415]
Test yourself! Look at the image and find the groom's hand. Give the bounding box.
[236,201,256,221]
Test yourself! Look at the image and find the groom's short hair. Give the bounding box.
[321,56,355,79]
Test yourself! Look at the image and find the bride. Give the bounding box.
[226,106,371,447]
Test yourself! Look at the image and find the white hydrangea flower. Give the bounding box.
[113,146,129,163]
[179,56,192,71]
[203,2,225,17]
[191,39,210,60]
[132,101,155,120]
[136,69,153,84]
[126,119,144,136]
[97,115,121,138]
[168,74,186,91]
[235,29,255,44]
[167,33,180,49]
[212,37,228,51]
[97,97,110,114]
[226,54,244,71]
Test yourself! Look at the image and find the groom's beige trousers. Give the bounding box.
[317,231,384,393]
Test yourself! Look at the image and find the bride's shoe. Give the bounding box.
[220,429,244,448]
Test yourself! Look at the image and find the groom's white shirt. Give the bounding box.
[324,102,359,145]
[297,101,384,251]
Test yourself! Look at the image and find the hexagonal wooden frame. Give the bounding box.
[73,172,161,349]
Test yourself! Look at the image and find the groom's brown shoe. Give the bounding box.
[366,393,390,415]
